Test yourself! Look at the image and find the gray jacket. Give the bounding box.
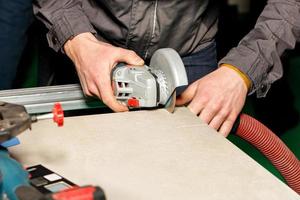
[220,0,300,97]
[34,0,299,98]
[33,0,218,60]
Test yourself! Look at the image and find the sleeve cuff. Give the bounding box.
[219,46,273,98]
[46,7,96,52]
[220,63,252,91]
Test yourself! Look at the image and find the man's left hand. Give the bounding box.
[176,67,248,137]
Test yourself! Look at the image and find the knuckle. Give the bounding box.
[221,129,230,137]
[232,110,241,117]
[197,92,212,104]
[102,97,113,106]
[111,47,122,58]
[195,95,208,106]
[199,97,208,105]
[115,47,123,53]
[198,89,211,99]
[218,110,228,119]
[202,118,210,125]
[118,47,131,55]
[84,90,92,97]
[126,49,136,55]
[209,103,220,113]
[101,97,108,104]
[226,116,236,124]
[187,105,197,115]
[88,88,98,96]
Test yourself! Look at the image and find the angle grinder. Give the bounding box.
[112,48,188,113]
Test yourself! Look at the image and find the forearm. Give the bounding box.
[33,0,96,52]
[220,0,300,97]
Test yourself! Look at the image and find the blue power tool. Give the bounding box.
[0,101,64,200]
[0,148,30,200]
[0,102,31,200]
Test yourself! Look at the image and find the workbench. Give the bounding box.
[9,107,300,200]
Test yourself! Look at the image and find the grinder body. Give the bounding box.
[112,48,188,108]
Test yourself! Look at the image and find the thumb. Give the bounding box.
[176,81,198,106]
[116,48,144,66]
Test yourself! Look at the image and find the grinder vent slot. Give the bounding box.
[117,82,129,88]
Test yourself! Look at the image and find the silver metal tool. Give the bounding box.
[0,101,31,143]
[0,102,64,143]
[112,48,188,113]
[0,84,103,114]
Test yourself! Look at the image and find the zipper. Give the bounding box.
[144,0,158,60]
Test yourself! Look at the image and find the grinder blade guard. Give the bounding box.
[150,48,188,105]
[112,48,188,108]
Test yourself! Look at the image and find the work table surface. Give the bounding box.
[9,107,299,200]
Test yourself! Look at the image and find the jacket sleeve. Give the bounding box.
[219,0,300,97]
[33,0,96,52]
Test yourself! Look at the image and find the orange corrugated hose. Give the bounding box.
[236,114,300,194]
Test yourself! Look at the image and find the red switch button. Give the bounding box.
[127,98,140,107]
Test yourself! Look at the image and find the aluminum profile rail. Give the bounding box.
[0,84,104,114]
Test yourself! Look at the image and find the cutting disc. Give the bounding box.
[149,48,188,109]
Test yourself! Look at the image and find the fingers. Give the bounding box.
[82,74,127,112]
[198,106,235,137]
[96,63,127,112]
[102,48,143,111]
[101,91,129,112]
[98,73,128,112]
[187,94,231,133]
[198,103,223,126]
[218,116,236,137]
[197,102,237,137]
[176,81,198,106]
[65,36,131,112]
[116,48,144,66]
[86,84,101,99]
[77,71,93,97]
[177,82,236,136]
[195,101,236,137]
[207,110,228,130]
[184,67,247,137]
[187,102,204,116]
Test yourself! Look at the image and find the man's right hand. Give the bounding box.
[64,32,144,112]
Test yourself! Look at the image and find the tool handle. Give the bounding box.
[44,186,106,200]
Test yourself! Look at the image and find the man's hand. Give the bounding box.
[64,32,144,112]
[176,67,248,137]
